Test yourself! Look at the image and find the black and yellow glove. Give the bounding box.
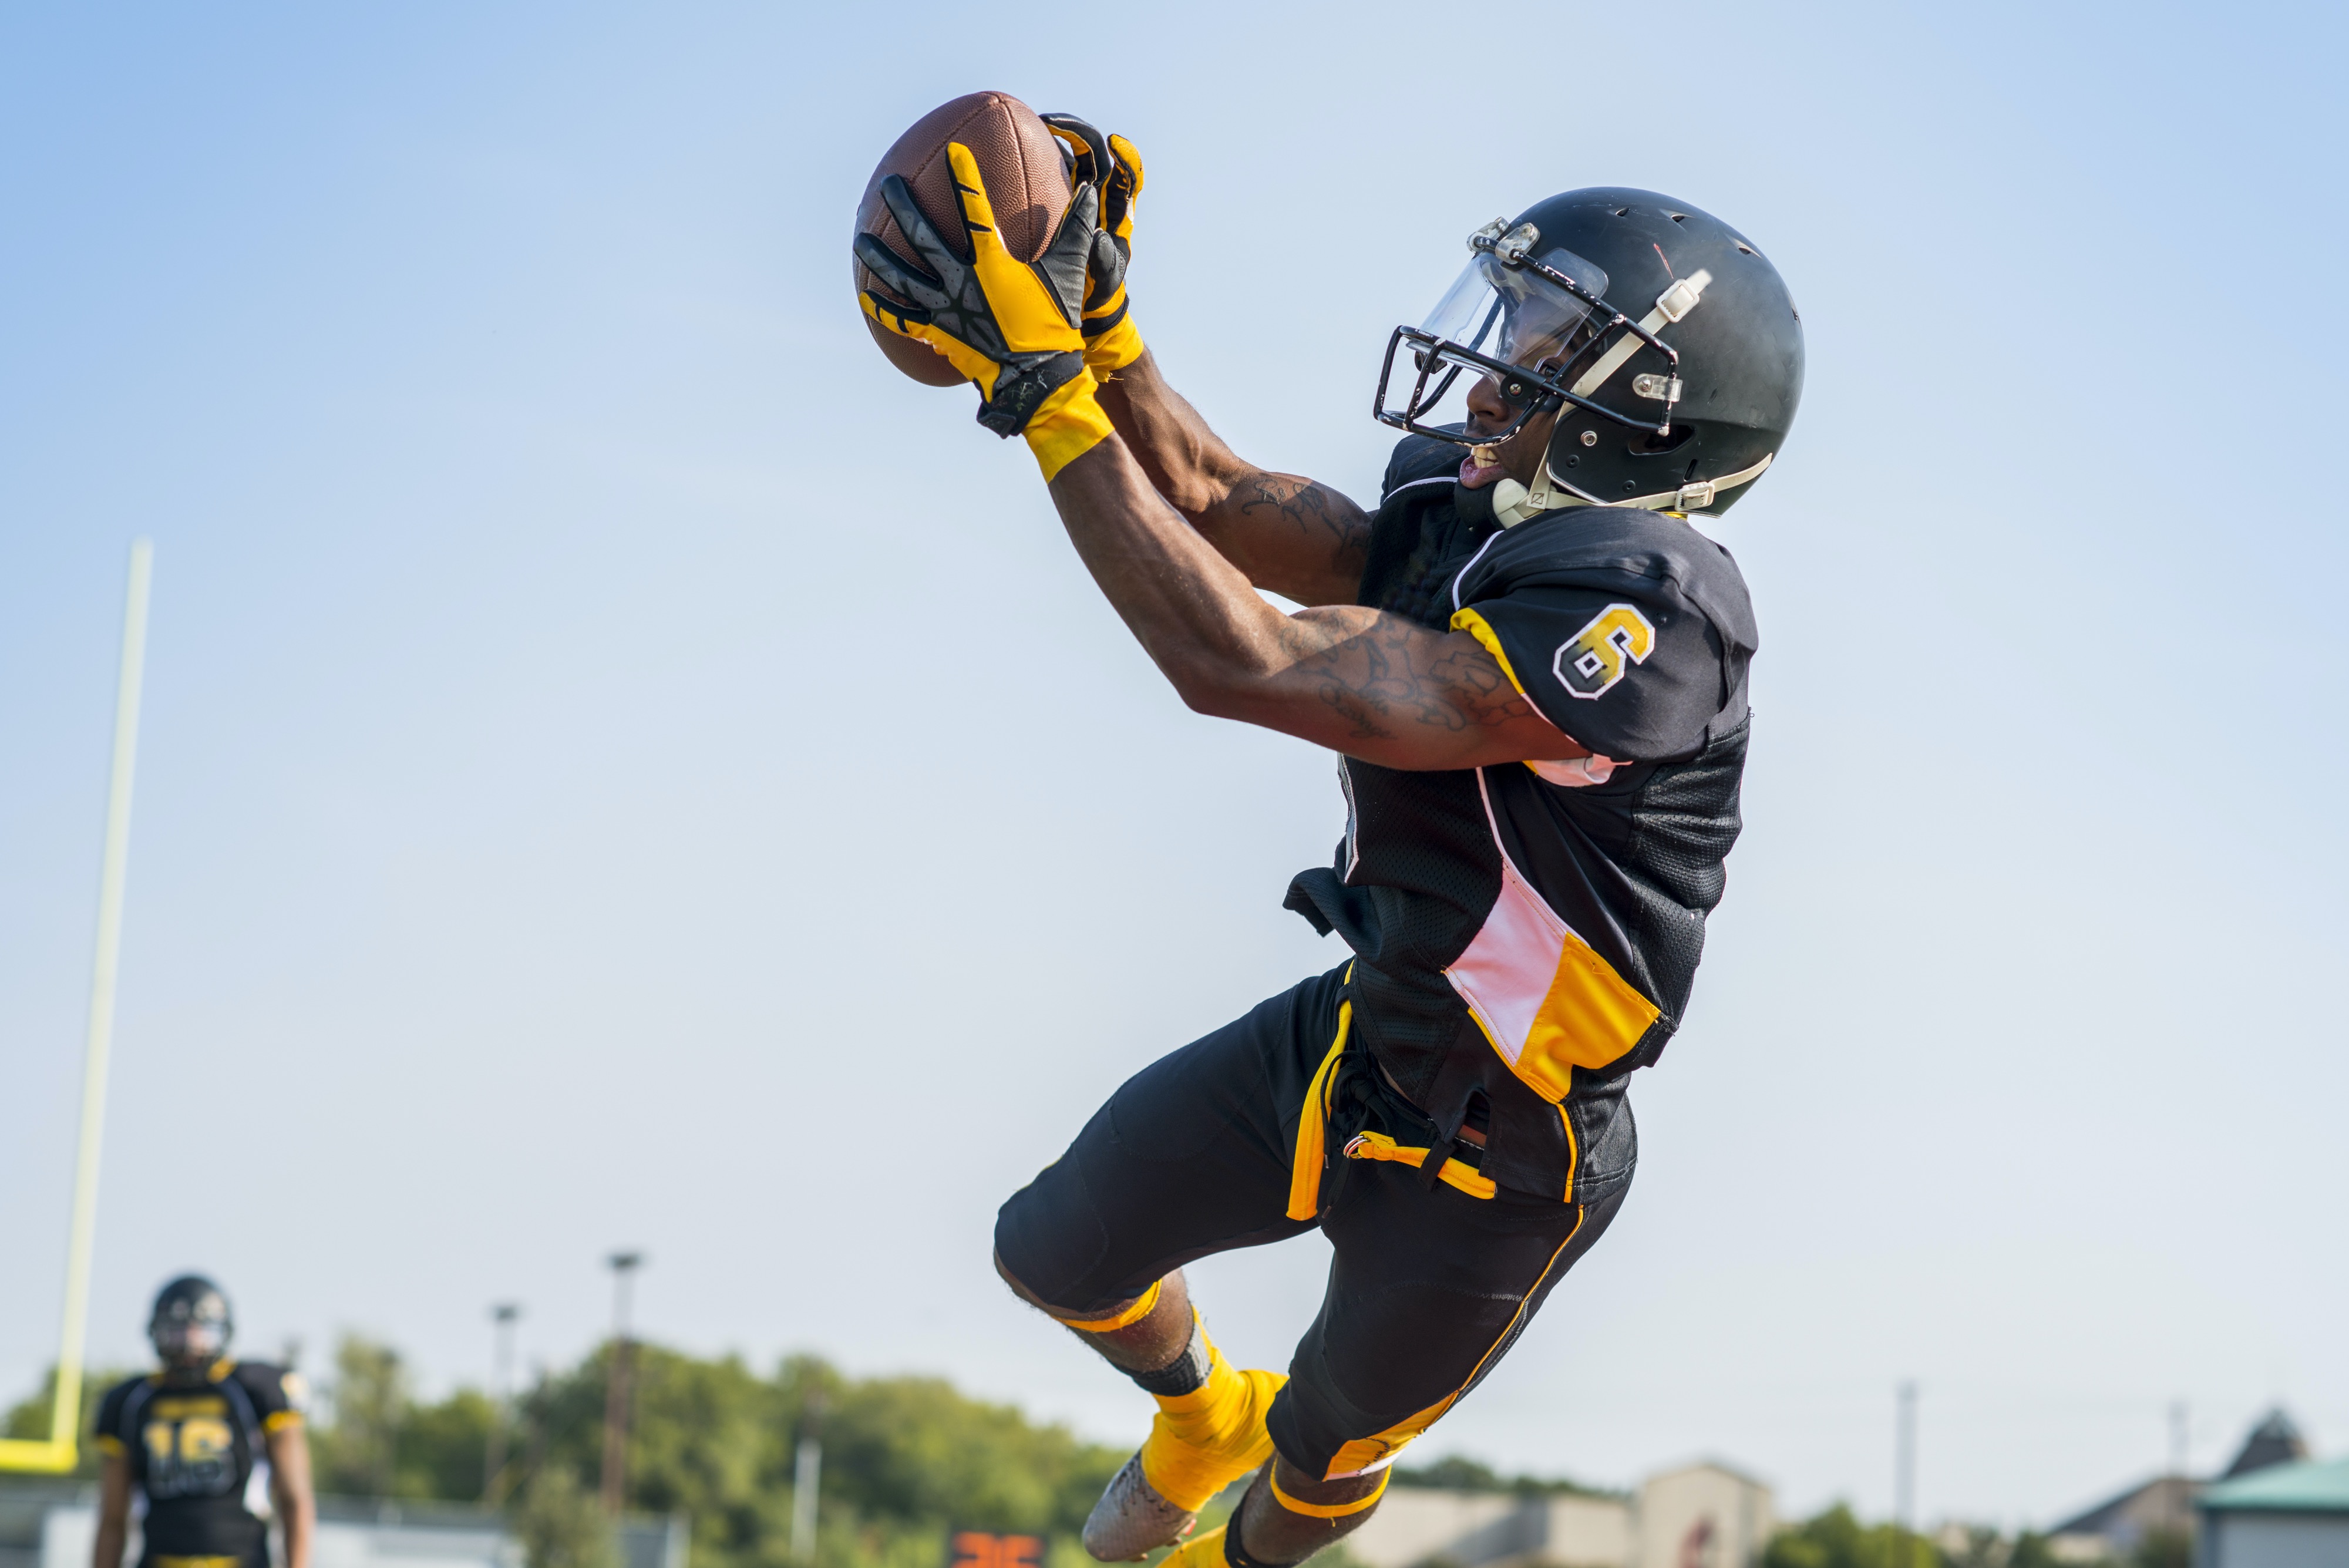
[855,143,1114,479]
[1041,115,1146,376]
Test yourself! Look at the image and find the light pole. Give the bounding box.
[600,1253,644,1516]
[1893,1380,1919,1533]
[792,1393,826,1563]
[484,1304,521,1504]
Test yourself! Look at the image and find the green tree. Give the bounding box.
[312,1336,410,1496]
[1764,1504,1937,1568]
[482,1342,1126,1568]
[2005,1533,2071,1568]
[1395,1455,1507,1492]
[305,1334,496,1501]
[2130,1527,2190,1568]
[1392,1453,1611,1498]
[2,1364,136,1480]
[1937,1525,2006,1568]
[819,1367,1122,1533]
[576,1344,797,1568]
[14,1332,1136,1568]
[514,1465,618,1568]
[395,1387,499,1500]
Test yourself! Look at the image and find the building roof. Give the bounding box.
[1645,1459,1770,1492]
[2222,1408,2310,1479]
[2199,1457,2349,1515]
[2051,1475,2195,1540]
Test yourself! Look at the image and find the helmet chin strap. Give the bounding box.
[1487,460,1568,528]
[1489,450,1777,527]
[1488,268,1748,529]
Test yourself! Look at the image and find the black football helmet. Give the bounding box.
[1375,187,1802,520]
[150,1275,233,1369]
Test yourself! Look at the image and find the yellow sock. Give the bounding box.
[1138,1328,1284,1512]
[1160,1526,1228,1568]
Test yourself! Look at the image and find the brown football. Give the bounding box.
[854,91,1071,386]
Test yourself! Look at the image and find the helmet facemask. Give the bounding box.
[1376,218,1685,456]
[150,1284,231,1370]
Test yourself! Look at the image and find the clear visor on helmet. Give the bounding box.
[1420,245,1610,378]
[154,1301,229,1365]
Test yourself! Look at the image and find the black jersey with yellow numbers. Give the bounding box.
[96,1361,304,1566]
[1284,435,1756,1202]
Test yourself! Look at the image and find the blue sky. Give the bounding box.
[3,0,2344,1532]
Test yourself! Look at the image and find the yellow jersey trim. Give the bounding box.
[1448,607,1532,699]
[1453,931,1659,1106]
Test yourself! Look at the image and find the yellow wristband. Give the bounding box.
[1085,312,1146,376]
[1025,369,1116,481]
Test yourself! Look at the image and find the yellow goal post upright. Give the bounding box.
[0,541,153,1475]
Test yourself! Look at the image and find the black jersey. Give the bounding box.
[1284,436,1757,1202]
[95,1361,305,1566]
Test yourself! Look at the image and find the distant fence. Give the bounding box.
[0,1483,685,1568]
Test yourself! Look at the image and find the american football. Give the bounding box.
[854,90,1071,386]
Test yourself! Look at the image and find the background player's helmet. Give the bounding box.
[149,1275,233,1368]
[1375,188,1803,517]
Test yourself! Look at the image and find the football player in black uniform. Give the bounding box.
[856,120,1801,1568]
[94,1278,313,1568]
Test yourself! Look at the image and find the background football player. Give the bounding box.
[857,119,1801,1568]
[93,1277,314,1568]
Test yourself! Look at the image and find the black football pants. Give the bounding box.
[994,964,1625,1480]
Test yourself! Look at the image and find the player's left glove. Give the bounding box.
[1040,114,1146,376]
[855,143,1114,479]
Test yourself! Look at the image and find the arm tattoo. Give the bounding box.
[1277,616,1539,743]
[1236,473,1371,582]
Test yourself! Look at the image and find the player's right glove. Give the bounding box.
[854,144,1113,479]
[1041,114,1146,376]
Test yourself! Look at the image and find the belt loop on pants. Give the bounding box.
[1340,1129,1496,1200]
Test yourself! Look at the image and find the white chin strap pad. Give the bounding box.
[1484,266,1775,527]
[1489,450,1775,527]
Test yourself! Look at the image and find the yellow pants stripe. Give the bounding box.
[1052,1277,1163,1333]
[1270,1466,1391,1517]
[1320,1203,1589,1479]
[1285,1000,1353,1222]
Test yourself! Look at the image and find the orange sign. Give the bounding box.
[948,1530,1044,1568]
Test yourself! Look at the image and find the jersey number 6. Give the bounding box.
[1554,604,1655,701]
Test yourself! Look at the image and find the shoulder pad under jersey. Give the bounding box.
[1382,430,1465,503]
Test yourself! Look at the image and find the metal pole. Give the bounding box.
[484,1304,521,1503]
[790,1397,823,1564]
[0,541,152,1476]
[600,1253,642,1515]
[1893,1380,1918,1532]
[789,1436,821,1560]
